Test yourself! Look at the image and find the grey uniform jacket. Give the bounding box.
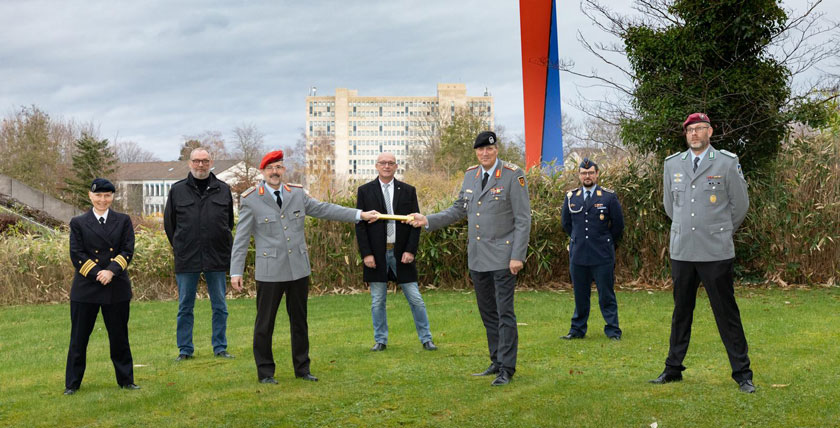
[230,181,360,282]
[427,160,531,272]
[663,146,748,262]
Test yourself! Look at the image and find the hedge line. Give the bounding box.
[1,134,837,305]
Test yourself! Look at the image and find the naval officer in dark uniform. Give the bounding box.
[64,178,139,395]
[409,131,531,386]
[561,158,624,340]
[649,112,755,393]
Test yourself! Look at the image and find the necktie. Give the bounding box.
[274,190,282,210]
[693,157,700,173]
[585,190,591,202]
[481,172,489,190]
[383,183,395,239]
[99,217,105,226]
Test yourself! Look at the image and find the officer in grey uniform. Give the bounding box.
[230,150,379,384]
[649,112,755,393]
[409,131,531,386]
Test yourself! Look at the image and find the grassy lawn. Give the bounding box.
[0,287,838,427]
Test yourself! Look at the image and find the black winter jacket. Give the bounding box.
[164,172,234,273]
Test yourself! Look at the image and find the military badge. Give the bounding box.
[599,213,605,220]
[710,194,717,204]
[596,190,602,197]
[576,190,582,196]
[258,185,265,196]
[518,176,525,187]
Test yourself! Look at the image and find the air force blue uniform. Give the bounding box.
[561,185,624,338]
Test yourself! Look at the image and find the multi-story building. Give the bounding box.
[305,83,494,181]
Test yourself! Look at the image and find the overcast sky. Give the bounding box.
[0,1,835,161]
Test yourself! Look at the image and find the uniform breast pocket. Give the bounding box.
[490,193,507,203]
[703,181,726,206]
[258,214,277,228]
[671,184,685,207]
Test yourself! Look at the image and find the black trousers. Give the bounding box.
[254,277,311,379]
[665,259,752,382]
[470,269,518,375]
[65,300,134,389]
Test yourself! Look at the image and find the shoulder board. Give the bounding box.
[466,165,479,171]
[287,183,304,188]
[719,149,737,158]
[600,187,615,194]
[665,152,681,161]
[241,186,256,198]
[503,162,520,171]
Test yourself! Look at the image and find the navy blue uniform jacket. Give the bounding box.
[561,185,625,266]
[69,210,134,304]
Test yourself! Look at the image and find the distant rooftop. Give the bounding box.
[114,160,242,181]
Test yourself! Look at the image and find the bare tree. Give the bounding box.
[282,129,308,185]
[114,140,161,163]
[180,130,228,160]
[229,123,265,195]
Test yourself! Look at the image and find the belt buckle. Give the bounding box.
[386,243,395,250]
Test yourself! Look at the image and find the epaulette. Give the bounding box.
[665,152,681,161]
[466,165,479,171]
[241,186,256,198]
[600,187,615,193]
[719,149,737,159]
[287,183,304,188]
[503,162,520,171]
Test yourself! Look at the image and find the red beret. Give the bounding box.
[683,112,711,129]
[259,150,284,169]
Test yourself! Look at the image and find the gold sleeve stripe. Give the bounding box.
[80,260,96,276]
[115,255,128,270]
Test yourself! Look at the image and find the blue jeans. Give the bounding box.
[176,271,228,355]
[369,249,432,344]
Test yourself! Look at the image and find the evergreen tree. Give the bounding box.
[64,134,117,208]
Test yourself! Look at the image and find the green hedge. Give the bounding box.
[1,135,837,305]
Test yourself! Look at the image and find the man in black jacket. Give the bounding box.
[355,152,436,352]
[164,148,238,361]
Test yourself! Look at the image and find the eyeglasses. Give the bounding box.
[376,161,397,167]
[264,165,285,171]
[579,171,597,176]
[685,126,710,134]
[190,159,211,165]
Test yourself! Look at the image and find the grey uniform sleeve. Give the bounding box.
[304,194,360,223]
[509,170,531,262]
[426,185,468,232]
[229,198,254,277]
[728,157,749,231]
[663,162,674,220]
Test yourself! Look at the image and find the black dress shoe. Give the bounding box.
[561,333,584,340]
[297,373,318,382]
[491,370,511,386]
[649,372,683,384]
[63,388,78,395]
[259,377,278,384]
[215,351,234,359]
[472,364,500,376]
[739,379,756,393]
[120,383,141,390]
[370,343,386,351]
[422,341,438,351]
[175,354,193,361]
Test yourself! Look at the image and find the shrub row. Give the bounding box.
[1,134,837,305]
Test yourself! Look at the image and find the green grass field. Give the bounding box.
[1,288,838,427]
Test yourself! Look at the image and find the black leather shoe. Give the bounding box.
[422,341,438,351]
[175,354,193,361]
[561,333,584,340]
[739,379,756,393]
[259,377,278,384]
[297,373,319,382]
[491,370,511,386]
[63,388,77,395]
[472,364,500,376]
[649,372,683,384]
[215,351,234,359]
[120,383,141,390]
[370,343,386,351]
